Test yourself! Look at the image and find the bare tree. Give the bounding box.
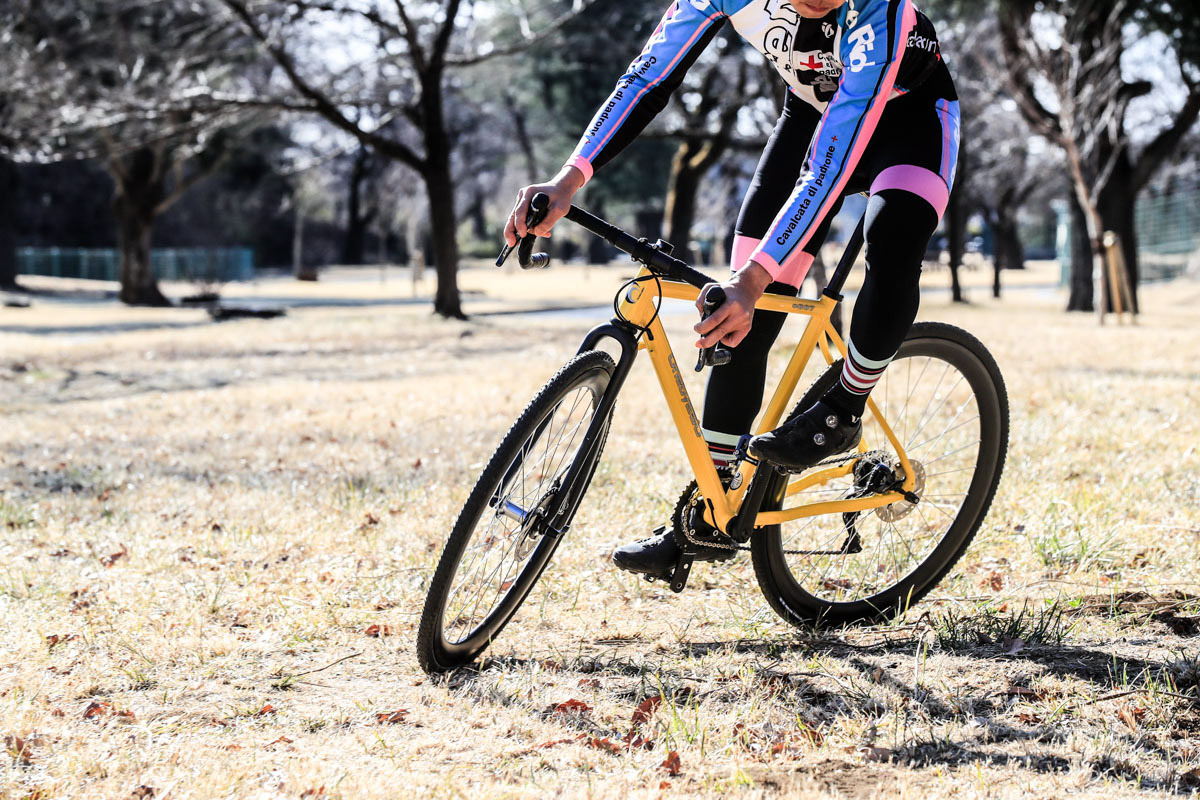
[2,0,260,305]
[215,0,588,318]
[995,0,1200,312]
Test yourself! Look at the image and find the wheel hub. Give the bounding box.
[876,460,925,522]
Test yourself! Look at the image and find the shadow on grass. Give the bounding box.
[441,626,1199,794]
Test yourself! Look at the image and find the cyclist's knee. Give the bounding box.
[863,189,938,278]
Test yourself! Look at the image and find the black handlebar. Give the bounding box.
[496,192,715,289]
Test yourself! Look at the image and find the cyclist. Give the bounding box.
[503,0,960,580]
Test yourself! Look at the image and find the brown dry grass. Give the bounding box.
[1,266,1199,799]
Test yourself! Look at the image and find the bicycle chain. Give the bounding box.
[677,449,892,555]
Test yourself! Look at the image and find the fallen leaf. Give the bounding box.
[1118,704,1145,733]
[4,735,32,764]
[82,701,134,722]
[578,678,601,688]
[222,744,243,751]
[100,546,128,567]
[412,458,422,469]
[861,746,895,763]
[584,736,623,754]
[631,696,663,728]
[508,734,585,755]
[659,781,671,790]
[82,701,112,720]
[128,786,155,799]
[551,699,591,715]
[362,512,379,526]
[539,659,562,672]
[267,736,294,747]
[1004,686,1040,699]
[375,710,409,724]
[1017,711,1043,724]
[254,704,276,717]
[980,571,1004,591]
[660,750,682,776]
[300,788,327,799]
[364,624,391,637]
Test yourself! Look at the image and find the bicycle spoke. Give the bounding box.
[440,380,601,646]
[773,344,989,610]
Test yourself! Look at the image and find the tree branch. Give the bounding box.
[219,0,427,170]
[446,1,594,68]
[1132,85,1200,191]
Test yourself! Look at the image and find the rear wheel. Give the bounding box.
[417,350,614,673]
[751,322,1008,627]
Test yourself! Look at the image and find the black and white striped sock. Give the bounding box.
[824,338,895,418]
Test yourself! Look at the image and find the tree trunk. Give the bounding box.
[1096,160,1140,313]
[992,209,1024,299]
[419,68,463,319]
[424,161,463,319]
[1067,194,1094,311]
[115,210,167,305]
[663,139,708,264]
[0,157,18,290]
[111,147,170,306]
[945,179,967,303]
[341,147,373,265]
[470,189,488,242]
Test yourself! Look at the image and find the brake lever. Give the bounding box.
[495,193,552,269]
[695,286,734,372]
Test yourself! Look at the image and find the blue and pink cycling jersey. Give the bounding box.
[563,0,960,281]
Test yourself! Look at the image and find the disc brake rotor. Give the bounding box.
[876,460,925,522]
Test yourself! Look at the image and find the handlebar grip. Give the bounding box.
[695,285,733,372]
[495,193,554,269]
[702,285,726,311]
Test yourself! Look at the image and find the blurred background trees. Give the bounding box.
[1,0,1197,315]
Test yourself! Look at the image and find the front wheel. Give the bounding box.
[417,350,614,674]
[751,322,1008,627]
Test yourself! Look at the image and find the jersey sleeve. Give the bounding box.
[749,0,916,277]
[563,0,727,184]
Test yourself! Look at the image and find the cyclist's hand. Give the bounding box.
[694,261,773,348]
[503,166,586,247]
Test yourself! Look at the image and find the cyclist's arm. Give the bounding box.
[749,0,917,278]
[563,0,726,184]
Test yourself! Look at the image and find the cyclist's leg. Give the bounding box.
[701,90,837,460]
[750,84,961,469]
[613,92,830,575]
[822,89,960,420]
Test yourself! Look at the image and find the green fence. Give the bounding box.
[16,248,254,283]
[1136,188,1199,282]
[1054,188,1199,284]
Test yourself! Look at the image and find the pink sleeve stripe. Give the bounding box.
[730,234,761,273]
[590,9,724,157]
[869,164,950,218]
[798,0,915,251]
[773,251,815,288]
[749,250,783,279]
[565,155,594,185]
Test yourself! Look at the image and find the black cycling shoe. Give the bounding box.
[748,400,862,472]
[612,492,738,580]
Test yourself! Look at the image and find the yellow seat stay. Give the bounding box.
[621,268,916,534]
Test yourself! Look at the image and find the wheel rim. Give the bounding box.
[776,343,988,609]
[440,377,603,646]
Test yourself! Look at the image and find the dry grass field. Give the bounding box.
[1,263,1199,799]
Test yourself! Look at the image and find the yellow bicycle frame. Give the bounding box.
[619,267,917,534]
